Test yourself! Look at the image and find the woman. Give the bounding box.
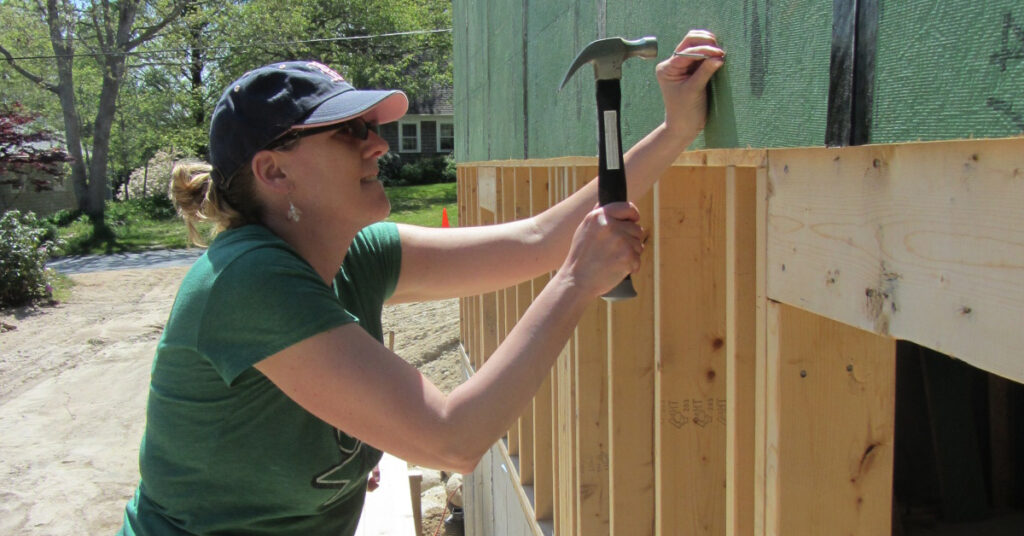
[120,30,723,535]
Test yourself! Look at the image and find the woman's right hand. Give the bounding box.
[559,202,646,297]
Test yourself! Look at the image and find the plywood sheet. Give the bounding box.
[872,2,1024,143]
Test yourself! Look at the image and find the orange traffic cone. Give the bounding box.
[441,207,450,228]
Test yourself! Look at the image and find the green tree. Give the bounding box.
[215,0,452,105]
[0,0,192,222]
[2,0,452,215]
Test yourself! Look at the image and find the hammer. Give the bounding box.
[560,36,658,301]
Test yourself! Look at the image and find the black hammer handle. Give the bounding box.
[595,78,637,301]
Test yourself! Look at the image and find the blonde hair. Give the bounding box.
[169,161,263,246]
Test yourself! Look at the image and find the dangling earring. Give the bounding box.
[287,199,302,223]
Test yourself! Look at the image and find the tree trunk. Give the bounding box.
[87,60,126,218]
[44,0,90,214]
[56,78,89,214]
[82,0,140,220]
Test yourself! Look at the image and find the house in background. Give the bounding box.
[1,139,75,217]
[1,176,75,217]
[378,85,454,163]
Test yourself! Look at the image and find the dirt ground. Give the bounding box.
[0,266,465,535]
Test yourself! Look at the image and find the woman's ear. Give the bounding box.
[250,150,291,193]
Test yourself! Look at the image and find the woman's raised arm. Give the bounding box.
[389,30,723,303]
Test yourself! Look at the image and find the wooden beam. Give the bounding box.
[766,138,1024,382]
[608,189,656,536]
[530,167,554,522]
[516,168,536,487]
[575,294,609,535]
[554,166,577,536]
[501,167,519,455]
[655,166,728,535]
[674,149,768,168]
[754,166,770,536]
[479,167,499,369]
[764,302,896,536]
[568,166,610,536]
[725,166,758,536]
[458,169,467,357]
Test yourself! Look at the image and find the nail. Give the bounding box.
[673,52,711,59]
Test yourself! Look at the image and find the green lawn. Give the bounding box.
[54,182,459,256]
[384,182,459,228]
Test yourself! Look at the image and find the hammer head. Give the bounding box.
[559,36,658,90]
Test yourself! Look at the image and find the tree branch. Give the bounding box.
[0,44,58,93]
[124,1,189,51]
[88,1,107,51]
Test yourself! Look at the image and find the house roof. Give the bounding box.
[407,85,453,115]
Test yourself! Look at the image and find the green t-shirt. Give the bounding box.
[120,222,401,535]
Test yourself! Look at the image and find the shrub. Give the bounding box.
[397,155,456,186]
[378,151,404,186]
[0,210,63,307]
[122,149,185,200]
[106,196,177,225]
[45,208,82,227]
[443,154,457,182]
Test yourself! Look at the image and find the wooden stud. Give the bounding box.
[555,339,575,536]
[479,170,500,370]
[531,167,555,522]
[501,167,519,455]
[725,166,759,536]
[608,188,656,536]
[550,166,564,534]
[754,166,770,536]
[516,168,536,487]
[655,166,728,536]
[553,166,577,536]
[570,167,610,536]
[574,300,609,536]
[764,302,896,536]
[458,169,466,349]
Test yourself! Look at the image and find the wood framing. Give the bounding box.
[455,137,1024,536]
[608,189,656,536]
[764,302,896,535]
[766,140,1024,383]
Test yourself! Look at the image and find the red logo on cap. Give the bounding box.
[307,62,345,83]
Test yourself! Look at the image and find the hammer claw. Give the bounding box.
[558,36,658,90]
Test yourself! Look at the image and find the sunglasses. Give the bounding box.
[266,117,379,150]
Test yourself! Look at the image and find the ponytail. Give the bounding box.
[169,161,262,246]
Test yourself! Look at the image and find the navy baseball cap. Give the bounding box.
[209,61,408,188]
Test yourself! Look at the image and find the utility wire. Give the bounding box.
[2,28,452,61]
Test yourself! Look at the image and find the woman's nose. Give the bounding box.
[365,129,389,159]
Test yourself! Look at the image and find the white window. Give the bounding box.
[437,122,454,152]
[399,121,420,153]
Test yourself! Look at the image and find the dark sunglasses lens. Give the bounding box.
[341,119,378,140]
